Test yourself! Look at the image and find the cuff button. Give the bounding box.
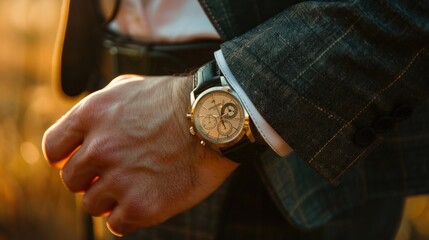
[392,105,414,122]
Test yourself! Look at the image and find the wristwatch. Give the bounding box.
[187,61,268,163]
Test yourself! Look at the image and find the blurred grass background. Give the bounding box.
[0,0,82,239]
[0,0,427,239]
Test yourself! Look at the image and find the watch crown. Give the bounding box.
[200,140,206,146]
[189,127,196,135]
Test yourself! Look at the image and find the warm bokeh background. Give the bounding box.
[0,0,427,239]
[0,0,85,239]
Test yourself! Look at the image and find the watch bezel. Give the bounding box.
[189,86,251,150]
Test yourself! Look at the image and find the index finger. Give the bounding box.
[42,105,86,169]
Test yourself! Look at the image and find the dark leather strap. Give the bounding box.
[194,61,269,163]
[221,137,268,163]
[193,60,222,95]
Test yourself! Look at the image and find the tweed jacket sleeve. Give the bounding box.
[199,0,429,183]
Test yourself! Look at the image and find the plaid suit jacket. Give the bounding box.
[116,0,429,238]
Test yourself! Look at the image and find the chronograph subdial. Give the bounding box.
[221,102,238,119]
[217,120,233,136]
[201,115,217,130]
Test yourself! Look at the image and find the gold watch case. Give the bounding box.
[188,85,254,151]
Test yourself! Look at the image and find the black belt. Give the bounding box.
[98,33,221,88]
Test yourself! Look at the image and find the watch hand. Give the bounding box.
[220,119,226,129]
[208,103,221,110]
[211,98,226,128]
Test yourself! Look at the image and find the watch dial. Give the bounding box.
[194,90,245,144]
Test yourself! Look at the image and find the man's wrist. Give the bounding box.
[172,76,195,137]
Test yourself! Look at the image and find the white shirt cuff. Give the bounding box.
[214,50,292,157]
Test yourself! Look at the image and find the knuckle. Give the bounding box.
[122,201,144,222]
[107,172,125,188]
[78,98,100,123]
[84,145,101,163]
[76,92,110,125]
[83,191,108,216]
[81,194,96,214]
[85,136,120,168]
[122,199,164,228]
[84,138,107,163]
[82,197,113,217]
[110,74,142,85]
[82,181,115,217]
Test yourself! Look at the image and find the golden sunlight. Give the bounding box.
[0,0,427,239]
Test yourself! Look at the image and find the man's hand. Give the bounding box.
[42,75,238,236]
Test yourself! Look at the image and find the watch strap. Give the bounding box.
[193,61,222,96]
[221,136,268,163]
